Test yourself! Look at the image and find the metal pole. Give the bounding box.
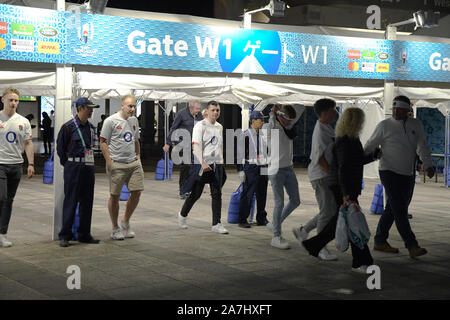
[383,25,397,119]
[53,0,74,240]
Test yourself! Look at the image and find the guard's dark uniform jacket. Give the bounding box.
[236,129,269,225]
[56,116,96,241]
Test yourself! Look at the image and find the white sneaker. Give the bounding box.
[318,246,338,261]
[211,223,229,234]
[271,236,290,250]
[111,227,125,240]
[178,212,188,229]
[120,221,136,238]
[0,235,12,248]
[352,265,368,274]
[292,226,309,246]
[266,222,274,233]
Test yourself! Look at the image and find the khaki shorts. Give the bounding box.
[109,159,144,196]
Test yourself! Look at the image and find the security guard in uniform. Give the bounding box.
[56,97,100,247]
[237,111,270,228]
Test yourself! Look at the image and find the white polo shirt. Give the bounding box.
[0,111,32,164]
[364,117,432,176]
[192,119,223,165]
[100,112,140,163]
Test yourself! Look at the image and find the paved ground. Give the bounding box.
[0,168,449,300]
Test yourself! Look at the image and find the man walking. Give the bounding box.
[0,88,34,247]
[57,97,100,247]
[178,101,228,234]
[163,101,202,199]
[293,98,338,260]
[237,110,270,228]
[100,95,144,240]
[365,95,434,258]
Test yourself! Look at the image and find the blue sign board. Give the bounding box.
[0,4,66,64]
[0,4,449,83]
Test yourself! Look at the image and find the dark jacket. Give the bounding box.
[335,135,375,199]
[56,116,96,166]
[166,107,203,145]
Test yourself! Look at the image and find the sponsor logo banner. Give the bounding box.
[378,52,389,60]
[362,50,375,60]
[39,27,58,37]
[11,22,34,36]
[376,63,390,73]
[0,4,449,83]
[0,21,7,34]
[38,41,59,54]
[348,61,359,71]
[11,38,34,52]
[361,62,375,72]
[347,49,361,59]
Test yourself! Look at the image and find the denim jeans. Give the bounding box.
[269,166,301,237]
[0,164,22,235]
[375,170,418,249]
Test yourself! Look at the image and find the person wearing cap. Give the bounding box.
[0,88,34,248]
[365,95,434,258]
[100,94,144,241]
[163,100,202,199]
[236,110,270,228]
[56,97,100,247]
[292,98,339,261]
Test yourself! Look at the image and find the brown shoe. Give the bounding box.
[409,246,427,258]
[373,242,399,253]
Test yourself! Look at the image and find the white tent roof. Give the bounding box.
[1,5,449,106]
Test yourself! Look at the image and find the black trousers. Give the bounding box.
[238,165,268,224]
[58,162,95,241]
[179,163,191,195]
[302,185,373,268]
[43,131,52,154]
[180,165,224,226]
[0,164,22,234]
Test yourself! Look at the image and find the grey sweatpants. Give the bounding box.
[304,178,337,234]
[0,164,22,235]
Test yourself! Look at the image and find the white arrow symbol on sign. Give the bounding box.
[283,43,294,63]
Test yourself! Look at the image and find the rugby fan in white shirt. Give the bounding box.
[178,101,228,235]
[0,88,34,248]
[100,95,144,241]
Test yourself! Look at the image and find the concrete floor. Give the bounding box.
[0,168,449,300]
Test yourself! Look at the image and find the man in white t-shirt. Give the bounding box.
[178,101,228,234]
[0,88,34,248]
[100,95,144,240]
[293,98,338,261]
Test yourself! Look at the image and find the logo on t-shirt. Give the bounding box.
[19,125,23,131]
[210,136,218,146]
[133,125,136,131]
[123,131,133,142]
[116,125,123,130]
[6,131,17,143]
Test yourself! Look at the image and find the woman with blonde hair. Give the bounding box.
[302,107,380,272]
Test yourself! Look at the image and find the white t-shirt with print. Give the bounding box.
[0,112,32,164]
[100,112,140,163]
[192,119,223,165]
